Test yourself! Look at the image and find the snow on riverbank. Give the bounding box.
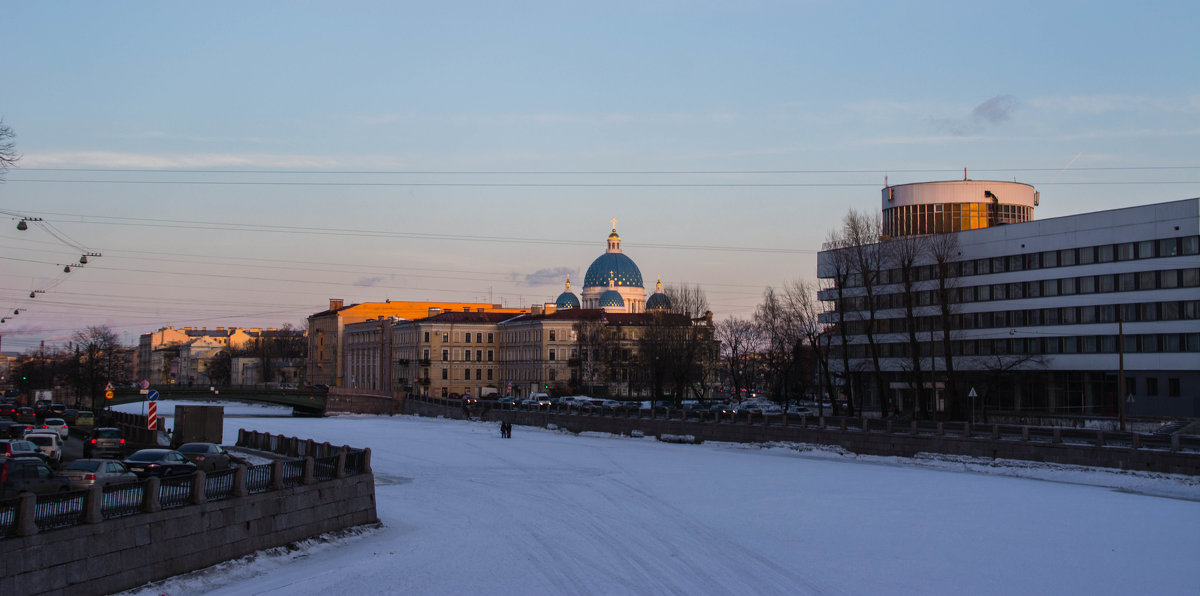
[117,402,1200,596]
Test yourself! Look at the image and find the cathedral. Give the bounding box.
[554,221,671,314]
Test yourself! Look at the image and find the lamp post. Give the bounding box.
[1118,313,1126,432]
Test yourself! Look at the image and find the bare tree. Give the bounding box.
[573,319,613,396]
[0,119,18,179]
[70,325,130,412]
[785,279,831,413]
[889,234,930,418]
[716,316,761,401]
[928,232,963,420]
[842,209,888,416]
[824,228,856,417]
[664,283,709,318]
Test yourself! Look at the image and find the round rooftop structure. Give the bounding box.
[881,179,1037,238]
[580,221,646,312]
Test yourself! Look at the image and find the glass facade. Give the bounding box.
[882,202,1033,237]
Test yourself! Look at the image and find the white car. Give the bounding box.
[40,417,69,440]
[26,431,64,466]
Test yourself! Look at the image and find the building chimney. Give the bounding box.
[532,305,543,315]
[428,307,442,317]
[330,299,344,310]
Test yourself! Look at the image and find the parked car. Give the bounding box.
[59,459,139,490]
[176,442,236,472]
[710,403,736,416]
[74,410,96,428]
[0,438,45,461]
[84,427,125,458]
[0,421,27,439]
[39,417,69,440]
[786,405,815,417]
[0,456,71,497]
[123,449,198,478]
[25,432,64,467]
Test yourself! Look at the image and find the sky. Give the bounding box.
[113,400,1200,596]
[1,1,1198,353]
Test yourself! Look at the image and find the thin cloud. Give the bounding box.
[928,95,1019,136]
[354,276,386,287]
[512,267,574,287]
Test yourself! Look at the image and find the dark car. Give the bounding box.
[49,403,67,416]
[62,408,79,425]
[59,459,139,490]
[0,403,18,419]
[0,456,71,497]
[176,442,238,472]
[123,449,197,478]
[84,427,125,458]
[16,407,36,424]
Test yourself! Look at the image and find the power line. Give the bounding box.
[14,165,1200,175]
[6,178,1198,187]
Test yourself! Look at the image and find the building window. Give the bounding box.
[487,350,494,362]
[1060,248,1076,266]
[549,349,556,361]
[1146,377,1158,396]
[423,349,430,360]
[549,368,557,381]
[441,368,448,380]
[442,349,448,361]
[465,350,471,361]
[487,368,493,381]
[465,370,471,380]
[549,330,557,342]
[423,331,430,342]
[1168,378,1180,397]
[442,333,449,342]
[476,333,482,343]
[464,333,471,344]
[488,333,494,343]
[475,369,482,380]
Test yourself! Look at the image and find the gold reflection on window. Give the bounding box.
[883,202,1032,237]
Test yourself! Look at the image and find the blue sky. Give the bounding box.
[1,1,1197,352]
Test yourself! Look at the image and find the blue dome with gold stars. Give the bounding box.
[584,253,643,289]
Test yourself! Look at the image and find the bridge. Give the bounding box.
[108,386,328,416]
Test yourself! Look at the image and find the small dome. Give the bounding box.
[555,276,580,309]
[556,291,580,309]
[599,289,625,308]
[646,292,671,311]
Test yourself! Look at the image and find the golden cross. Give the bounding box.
[611,218,617,231]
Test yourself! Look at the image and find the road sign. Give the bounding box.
[968,387,978,398]
[148,390,159,402]
[105,390,114,400]
[105,381,114,391]
[140,380,150,390]
[148,401,157,430]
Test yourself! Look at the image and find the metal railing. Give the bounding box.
[159,476,194,510]
[102,482,145,520]
[205,469,237,501]
[3,435,372,539]
[246,463,273,494]
[34,490,88,531]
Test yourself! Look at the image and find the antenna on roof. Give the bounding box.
[963,167,968,181]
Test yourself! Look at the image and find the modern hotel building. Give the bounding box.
[818,180,1199,418]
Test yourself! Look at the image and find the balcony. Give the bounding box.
[418,359,431,367]
[568,358,582,367]
[418,378,431,386]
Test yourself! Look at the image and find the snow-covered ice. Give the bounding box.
[115,401,1200,595]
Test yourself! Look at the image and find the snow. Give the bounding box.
[114,400,1200,596]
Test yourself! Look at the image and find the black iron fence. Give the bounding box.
[1,435,372,539]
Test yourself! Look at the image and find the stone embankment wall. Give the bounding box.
[325,387,402,416]
[404,397,1200,476]
[1,439,378,596]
